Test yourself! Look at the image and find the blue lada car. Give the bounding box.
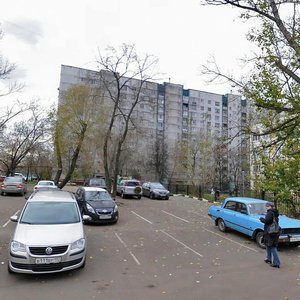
[208,197,300,248]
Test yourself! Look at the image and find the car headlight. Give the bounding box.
[70,238,86,254]
[11,240,26,253]
[86,203,95,213]
[113,205,118,213]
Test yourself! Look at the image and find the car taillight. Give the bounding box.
[18,184,23,189]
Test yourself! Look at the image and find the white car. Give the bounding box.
[33,180,57,191]
[8,190,89,274]
[116,180,142,199]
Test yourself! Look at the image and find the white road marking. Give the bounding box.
[115,233,141,265]
[160,230,203,257]
[189,211,259,252]
[2,210,20,228]
[131,211,153,224]
[161,210,190,223]
[203,228,259,252]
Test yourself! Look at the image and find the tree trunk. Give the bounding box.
[58,123,87,189]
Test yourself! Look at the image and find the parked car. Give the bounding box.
[208,197,300,248]
[1,176,27,196]
[33,180,58,192]
[142,182,170,200]
[84,177,107,190]
[75,187,118,224]
[8,190,88,274]
[14,173,27,181]
[116,179,142,199]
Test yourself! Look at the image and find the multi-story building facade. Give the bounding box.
[58,65,249,190]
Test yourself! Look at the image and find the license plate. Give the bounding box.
[290,236,300,242]
[35,257,61,264]
[99,215,111,219]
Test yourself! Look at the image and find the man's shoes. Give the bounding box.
[264,259,272,264]
[271,264,280,268]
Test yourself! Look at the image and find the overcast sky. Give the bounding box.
[1,0,253,108]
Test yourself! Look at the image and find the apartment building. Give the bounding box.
[58,65,249,187]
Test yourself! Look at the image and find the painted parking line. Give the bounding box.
[161,210,190,223]
[2,210,20,228]
[160,230,203,257]
[131,211,153,224]
[203,228,259,253]
[115,233,141,266]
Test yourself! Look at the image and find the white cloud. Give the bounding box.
[1,0,254,107]
[4,19,43,46]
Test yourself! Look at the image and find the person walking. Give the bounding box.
[259,202,281,268]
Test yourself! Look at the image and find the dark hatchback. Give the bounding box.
[84,177,107,190]
[75,187,118,224]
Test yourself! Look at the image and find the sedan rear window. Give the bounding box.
[125,181,139,186]
[39,181,54,186]
[89,179,105,185]
[20,202,80,224]
[248,203,267,215]
[5,177,22,183]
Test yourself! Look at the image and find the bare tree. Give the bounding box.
[0,27,25,131]
[200,1,300,151]
[147,137,169,182]
[0,104,50,175]
[96,44,159,196]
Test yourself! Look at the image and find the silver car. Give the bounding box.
[1,176,27,196]
[142,182,170,200]
[116,179,142,199]
[8,190,88,274]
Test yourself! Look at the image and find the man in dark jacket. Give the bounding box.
[259,202,281,268]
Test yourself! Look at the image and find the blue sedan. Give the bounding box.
[208,197,300,248]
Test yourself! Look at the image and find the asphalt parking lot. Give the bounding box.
[1,191,300,300]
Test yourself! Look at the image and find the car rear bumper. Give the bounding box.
[1,188,25,194]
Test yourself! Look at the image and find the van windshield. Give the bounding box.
[20,202,80,224]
